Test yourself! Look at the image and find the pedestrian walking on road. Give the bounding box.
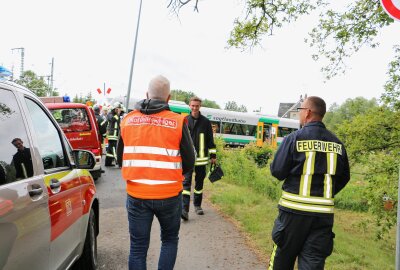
[181,96,217,221]
[117,75,195,270]
[268,96,350,270]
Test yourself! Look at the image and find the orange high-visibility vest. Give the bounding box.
[120,109,185,199]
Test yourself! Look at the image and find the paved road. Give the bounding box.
[96,166,266,270]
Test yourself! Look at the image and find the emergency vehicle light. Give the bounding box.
[63,96,71,102]
[0,66,12,81]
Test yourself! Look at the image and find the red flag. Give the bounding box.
[107,88,112,94]
[97,88,102,94]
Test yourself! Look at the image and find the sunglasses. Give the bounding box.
[296,107,310,112]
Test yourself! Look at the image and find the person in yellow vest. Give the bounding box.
[268,96,350,270]
[117,75,195,270]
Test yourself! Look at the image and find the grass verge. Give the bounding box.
[205,179,396,270]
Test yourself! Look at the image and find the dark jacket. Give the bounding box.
[186,112,216,166]
[107,110,120,141]
[117,99,195,174]
[270,121,350,216]
[95,112,107,138]
[12,147,34,179]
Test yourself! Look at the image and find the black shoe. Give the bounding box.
[181,210,189,221]
[195,206,204,215]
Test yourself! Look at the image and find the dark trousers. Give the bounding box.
[105,139,117,166]
[268,210,335,270]
[182,165,206,211]
[126,193,182,270]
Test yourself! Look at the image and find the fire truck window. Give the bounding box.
[52,108,91,132]
[0,89,33,184]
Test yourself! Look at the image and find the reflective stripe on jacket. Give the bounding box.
[120,110,185,199]
[186,112,216,166]
[270,121,350,215]
[107,114,120,140]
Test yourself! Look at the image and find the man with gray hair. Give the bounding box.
[117,75,195,270]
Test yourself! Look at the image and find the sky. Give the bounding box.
[1,0,400,115]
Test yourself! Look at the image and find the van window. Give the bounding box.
[51,108,91,133]
[25,98,67,170]
[0,89,33,184]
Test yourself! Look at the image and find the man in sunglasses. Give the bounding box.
[268,96,350,270]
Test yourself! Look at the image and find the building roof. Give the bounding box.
[278,100,303,118]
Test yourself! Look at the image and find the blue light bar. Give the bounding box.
[0,66,12,80]
[63,96,71,102]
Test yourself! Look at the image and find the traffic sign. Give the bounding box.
[381,0,400,21]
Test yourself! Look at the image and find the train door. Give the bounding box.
[270,123,278,148]
[256,122,263,146]
[256,122,278,147]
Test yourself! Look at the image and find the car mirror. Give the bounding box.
[72,150,95,170]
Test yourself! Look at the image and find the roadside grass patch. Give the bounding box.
[206,179,395,270]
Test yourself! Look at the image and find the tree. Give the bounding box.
[73,93,85,103]
[171,89,195,104]
[324,97,378,131]
[16,70,51,97]
[224,100,248,112]
[382,45,400,111]
[170,89,221,108]
[169,0,394,80]
[335,107,400,239]
[202,99,221,109]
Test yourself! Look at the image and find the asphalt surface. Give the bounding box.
[96,165,266,270]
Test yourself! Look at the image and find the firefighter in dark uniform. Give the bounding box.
[181,96,217,221]
[93,104,108,148]
[105,102,122,166]
[269,96,350,270]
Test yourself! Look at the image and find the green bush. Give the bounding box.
[215,138,370,212]
[215,139,281,200]
[243,142,274,168]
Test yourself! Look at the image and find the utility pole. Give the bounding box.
[126,0,143,110]
[11,47,25,80]
[50,57,54,92]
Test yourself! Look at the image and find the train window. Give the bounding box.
[220,123,256,136]
[210,121,222,134]
[278,127,296,137]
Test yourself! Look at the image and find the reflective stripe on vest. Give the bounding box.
[124,146,180,157]
[129,179,177,185]
[122,159,182,169]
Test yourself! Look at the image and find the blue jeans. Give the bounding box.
[126,193,182,270]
